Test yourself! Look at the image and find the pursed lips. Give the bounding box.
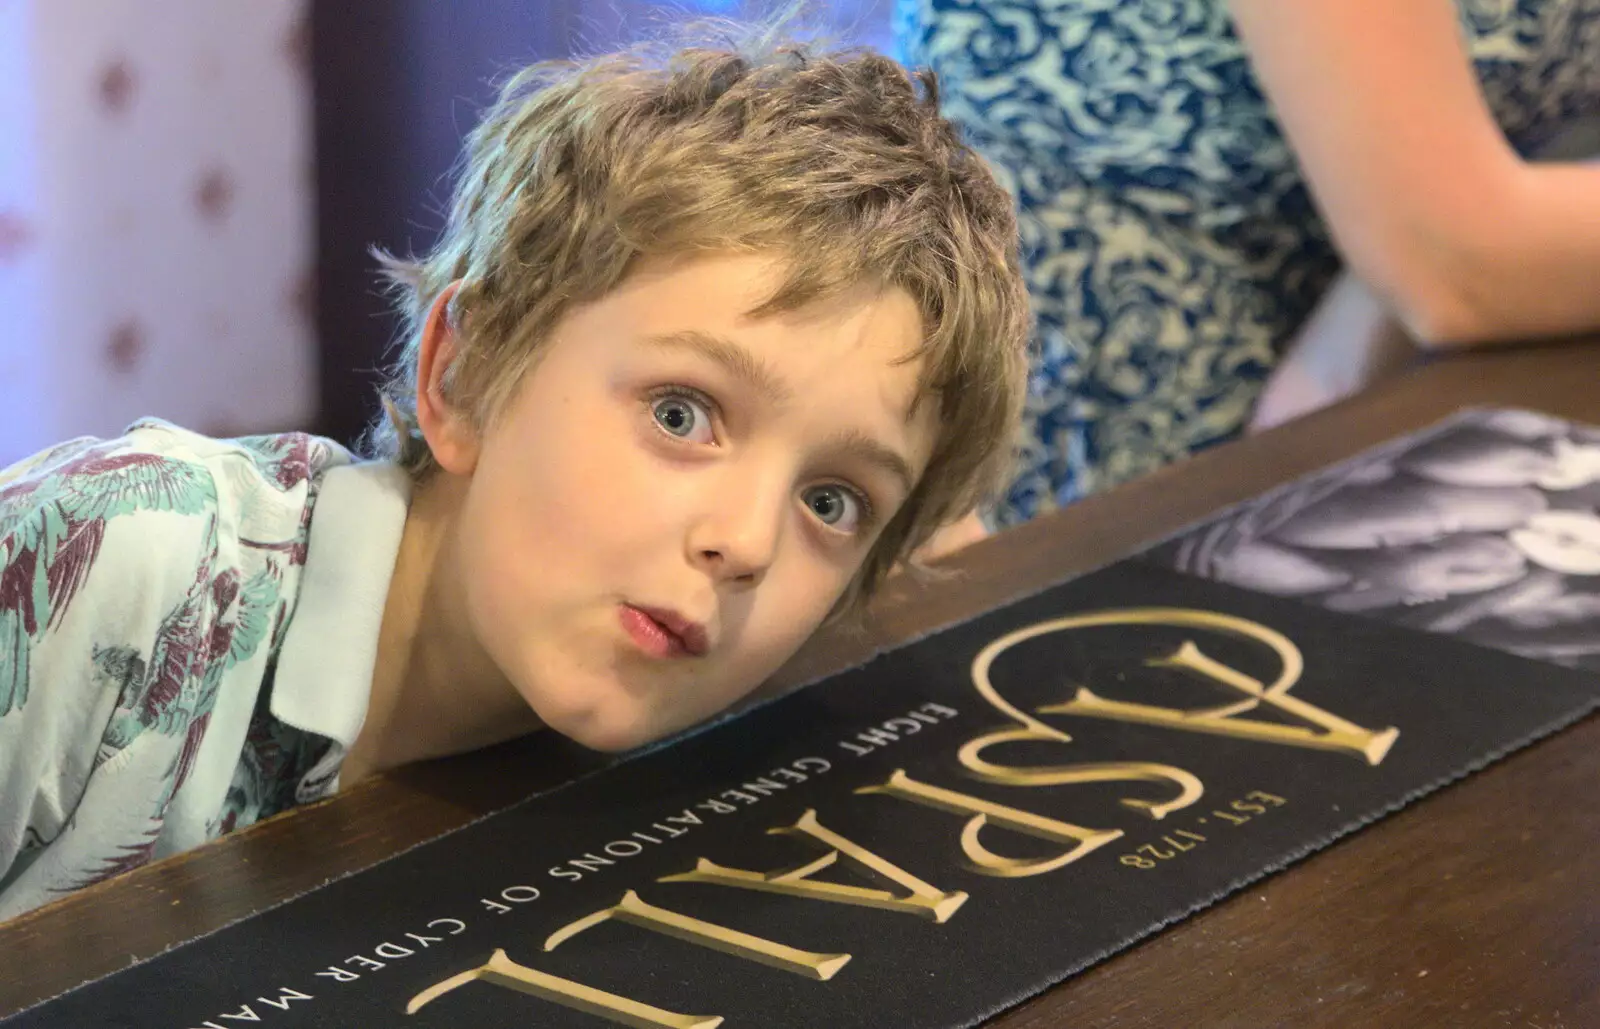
[621,603,710,658]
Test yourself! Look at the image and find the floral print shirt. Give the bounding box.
[0,420,409,921]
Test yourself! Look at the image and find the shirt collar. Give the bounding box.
[271,460,411,748]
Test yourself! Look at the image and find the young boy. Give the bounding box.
[0,26,1029,921]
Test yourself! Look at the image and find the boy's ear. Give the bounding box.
[415,281,481,476]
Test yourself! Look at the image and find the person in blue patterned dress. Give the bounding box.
[895,0,1600,524]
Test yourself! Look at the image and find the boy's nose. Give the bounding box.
[687,475,787,587]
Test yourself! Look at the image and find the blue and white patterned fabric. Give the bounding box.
[895,0,1600,522]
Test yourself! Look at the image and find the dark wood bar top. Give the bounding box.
[5,340,1599,1026]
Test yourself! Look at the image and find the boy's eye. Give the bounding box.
[652,393,715,444]
[803,484,865,534]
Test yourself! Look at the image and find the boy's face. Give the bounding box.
[441,254,938,752]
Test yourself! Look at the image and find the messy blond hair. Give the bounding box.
[369,19,1029,611]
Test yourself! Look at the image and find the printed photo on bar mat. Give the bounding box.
[1146,408,1600,672]
[4,557,1597,1028]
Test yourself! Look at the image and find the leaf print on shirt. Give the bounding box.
[171,712,212,799]
[92,644,148,768]
[0,423,363,921]
[99,518,283,791]
[0,447,218,715]
[171,566,283,795]
[234,432,332,493]
[224,567,282,668]
[0,556,37,715]
[141,529,217,733]
[64,822,164,894]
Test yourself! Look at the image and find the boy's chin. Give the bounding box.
[567,725,655,754]
[531,696,674,754]
[520,657,776,754]
[542,693,754,755]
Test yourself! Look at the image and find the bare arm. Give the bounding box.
[914,510,990,563]
[1249,269,1418,431]
[1231,0,1600,346]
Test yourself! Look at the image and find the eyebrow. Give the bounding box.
[642,329,918,498]
[827,428,918,500]
[642,330,794,406]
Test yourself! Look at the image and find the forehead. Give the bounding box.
[617,251,922,336]
[599,253,935,426]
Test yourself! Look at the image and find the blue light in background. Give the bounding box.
[599,0,894,52]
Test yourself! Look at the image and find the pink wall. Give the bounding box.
[0,0,316,467]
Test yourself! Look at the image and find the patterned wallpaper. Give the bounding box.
[0,0,315,467]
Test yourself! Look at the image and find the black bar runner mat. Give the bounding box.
[6,556,1597,1028]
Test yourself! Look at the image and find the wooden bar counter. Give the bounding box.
[4,340,1598,1026]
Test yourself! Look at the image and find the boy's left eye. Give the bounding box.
[651,392,716,445]
[803,484,866,534]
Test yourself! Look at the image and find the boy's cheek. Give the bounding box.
[741,592,838,681]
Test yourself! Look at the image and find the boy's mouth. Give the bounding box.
[619,604,709,659]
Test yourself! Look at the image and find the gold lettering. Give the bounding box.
[970,608,1397,766]
[956,725,1203,820]
[405,948,720,1028]
[545,890,850,981]
[858,770,1122,878]
[1042,639,1397,764]
[660,808,967,923]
